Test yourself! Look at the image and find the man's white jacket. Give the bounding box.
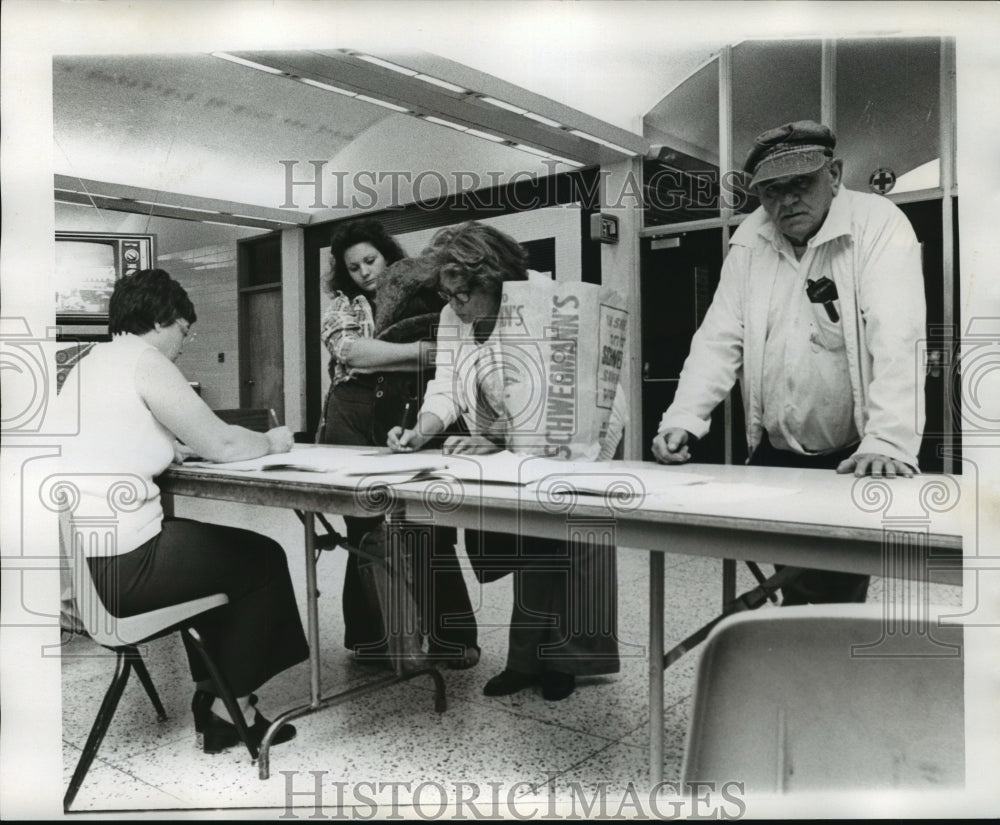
[659,187,926,469]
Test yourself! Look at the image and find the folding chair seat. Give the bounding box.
[681,604,964,794]
[62,515,254,810]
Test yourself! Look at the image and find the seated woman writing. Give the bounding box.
[389,221,620,700]
[56,268,308,753]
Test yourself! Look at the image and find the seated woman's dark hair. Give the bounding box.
[326,218,406,298]
[424,222,528,301]
[108,268,196,335]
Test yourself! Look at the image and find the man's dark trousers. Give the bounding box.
[748,434,871,605]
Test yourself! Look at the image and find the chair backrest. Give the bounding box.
[681,605,964,794]
[213,408,271,433]
[59,511,133,647]
[59,512,228,648]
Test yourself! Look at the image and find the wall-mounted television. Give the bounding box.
[55,231,156,341]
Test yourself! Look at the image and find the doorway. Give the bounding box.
[238,234,284,421]
[639,227,743,465]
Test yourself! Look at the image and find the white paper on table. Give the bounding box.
[436,451,566,485]
[182,451,317,472]
[651,482,800,506]
[529,462,714,497]
[338,452,452,477]
[181,445,390,473]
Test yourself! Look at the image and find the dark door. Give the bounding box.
[639,228,743,464]
[898,199,960,475]
[241,288,283,419]
[238,234,283,421]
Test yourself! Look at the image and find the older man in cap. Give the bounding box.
[652,120,925,604]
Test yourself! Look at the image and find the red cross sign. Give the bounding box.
[869,167,896,195]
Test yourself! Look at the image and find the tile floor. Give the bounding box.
[61,497,963,817]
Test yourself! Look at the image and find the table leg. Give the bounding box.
[649,552,664,786]
[303,511,322,707]
[257,509,447,781]
[722,558,736,606]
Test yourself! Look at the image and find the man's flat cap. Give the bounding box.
[743,120,836,189]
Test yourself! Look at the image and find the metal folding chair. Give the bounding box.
[61,514,255,810]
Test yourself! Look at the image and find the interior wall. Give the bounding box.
[305,114,560,223]
[53,203,268,409]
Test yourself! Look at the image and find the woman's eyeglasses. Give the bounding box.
[177,321,197,342]
[437,288,471,305]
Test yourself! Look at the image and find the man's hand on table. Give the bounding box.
[837,453,915,478]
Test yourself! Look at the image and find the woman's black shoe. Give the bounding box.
[200,708,295,754]
[541,671,576,701]
[191,690,214,734]
[432,645,481,671]
[482,668,537,697]
[191,690,257,734]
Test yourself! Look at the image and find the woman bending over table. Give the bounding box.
[389,221,620,700]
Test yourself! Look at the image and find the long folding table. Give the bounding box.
[159,451,964,784]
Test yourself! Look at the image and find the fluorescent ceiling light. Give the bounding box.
[231,214,301,225]
[133,201,223,214]
[136,202,222,215]
[547,155,585,169]
[300,78,357,97]
[212,52,286,75]
[513,143,551,157]
[355,54,417,76]
[57,188,120,200]
[356,95,411,113]
[465,128,506,143]
[175,203,226,215]
[415,74,468,93]
[569,129,636,155]
[480,96,529,115]
[512,143,584,167]
[424,116,468,132]
[523,112,563,128]
[200,219,251,227]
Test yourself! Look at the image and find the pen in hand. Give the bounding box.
[400,400,415,431]
[389,400,417,452]
[266,407,294,453]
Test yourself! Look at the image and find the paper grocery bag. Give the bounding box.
[495,279,628,461]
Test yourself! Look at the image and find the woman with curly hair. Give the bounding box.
[389,222,620,701]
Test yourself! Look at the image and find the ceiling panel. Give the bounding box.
[53,53,389,212]
[52,42,725,221]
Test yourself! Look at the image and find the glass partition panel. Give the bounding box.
[732,39,822,214]
[643,58,720,225]
[836,38,941,195]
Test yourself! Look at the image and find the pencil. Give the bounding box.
[269,408,280,428]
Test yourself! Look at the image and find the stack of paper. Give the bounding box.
[529,462,713,499]
[181,448,757,506]
[437,451,558,485]
[182,445,382,474]
[339,453,451,478]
